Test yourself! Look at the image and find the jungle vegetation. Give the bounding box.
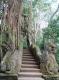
[0,0,59,64]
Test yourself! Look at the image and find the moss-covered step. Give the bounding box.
[0,73,18,80]
[42,74,59,80]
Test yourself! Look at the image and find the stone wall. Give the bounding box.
[1,35,23,74]
[1,48,23,74]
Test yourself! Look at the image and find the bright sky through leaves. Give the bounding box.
[36,0,59,29]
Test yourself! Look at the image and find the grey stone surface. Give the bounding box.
[0,73,18,80]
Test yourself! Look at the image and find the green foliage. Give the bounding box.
[23,7,29,16]
[32,0,38,7]
[23,37,28,48]
[36,35,43,47]
[43,15,59,64]
[43,16,59,42]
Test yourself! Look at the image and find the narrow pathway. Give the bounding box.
[18,49,44,80]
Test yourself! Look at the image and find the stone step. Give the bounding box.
[20,49,44,80]
[18,72,42,77]
[23,50,30,54]
[23,55,33,57]
[20,68,40,72]
[0,73,18,80]
[23,53,32,56]
[21,64,39,68]
[22,61,37,64]
[23,52,31,55]
[22,60,36,62]
[18,77,44,80]
[22,58,35,61]
[22,59,35,62]
[22,56,34,59]
[22,55,33,57]
[22,56,33,58]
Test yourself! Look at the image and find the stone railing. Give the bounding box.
[29,44,41,67]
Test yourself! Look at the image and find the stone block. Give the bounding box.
[0,73,18,80]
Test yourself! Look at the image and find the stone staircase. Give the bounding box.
[18,49,44,80]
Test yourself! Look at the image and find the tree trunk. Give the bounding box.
[6,0,23,49]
